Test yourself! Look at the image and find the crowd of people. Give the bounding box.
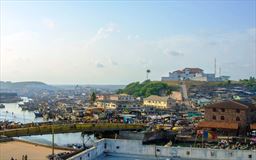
[10,154,28,160]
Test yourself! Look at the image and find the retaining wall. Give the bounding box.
[67,139,105,160]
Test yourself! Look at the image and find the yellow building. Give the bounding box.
[143,95,171,109]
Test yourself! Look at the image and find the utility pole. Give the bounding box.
[52,118,55,159]
[214,58,217,76]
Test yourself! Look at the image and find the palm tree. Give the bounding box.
[146,69,151,80]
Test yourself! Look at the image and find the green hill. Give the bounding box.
[117,80,179,97]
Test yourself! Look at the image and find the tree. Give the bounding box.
[239,77,256,91]
[117,80,178,97]
[90,92,96,106]
[146,69,151,80]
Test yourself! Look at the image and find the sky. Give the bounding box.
[0,0,256,84]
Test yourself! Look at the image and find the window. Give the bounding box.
[221,108,225,112]
[213,108,217,112]
[211,151,216,157]
[236,109,240,113]
[221,116,225,120]
[186,151,190,155]
[248,155,252,158]
[116,146,120,149]
[236,117,240,121]
[212,115,216,120]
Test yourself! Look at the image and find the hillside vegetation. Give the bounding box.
[0,81,55,90]
[117,80,179,97]
[240,77,256,91]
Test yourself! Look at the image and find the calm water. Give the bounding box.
[0,97,44,123]
[1,98,94,146]
[17,132,95,147]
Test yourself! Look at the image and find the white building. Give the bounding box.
[161,68,229,82]
[162,68,204,81]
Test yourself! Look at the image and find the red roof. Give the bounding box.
[205,100,249,110]
[197,121,238,130]
[250,123,256,130]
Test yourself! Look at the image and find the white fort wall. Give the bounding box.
[68,139,256,160]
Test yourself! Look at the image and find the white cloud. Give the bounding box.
[87,23,120,46]
[109,58,118,66]
[163,49,184,56]
[96,62,105,68]
[42,18,55,29]
[127,34,140,40]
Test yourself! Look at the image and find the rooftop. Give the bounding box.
[250,123,256,130]
[205,100,251,110]
[144,95,169,102]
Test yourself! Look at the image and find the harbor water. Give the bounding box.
[0,98,94,147]
[0,97,44,123]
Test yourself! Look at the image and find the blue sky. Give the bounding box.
[1,1,256,84]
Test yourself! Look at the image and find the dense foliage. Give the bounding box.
[90,92,96,105]
[117,80,178,97]
[240,77,256,91]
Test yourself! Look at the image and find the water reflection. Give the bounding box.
[17,132,95,147]
[0,97,44,123]
[1,98,95,147]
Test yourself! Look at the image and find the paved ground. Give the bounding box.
[0,141,71,160]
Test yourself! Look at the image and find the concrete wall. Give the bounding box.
[67,139,105,160]
[68,139,256,160]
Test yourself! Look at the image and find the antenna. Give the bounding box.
[214,58,217,76]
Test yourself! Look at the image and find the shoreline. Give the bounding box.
[0,138,75,160]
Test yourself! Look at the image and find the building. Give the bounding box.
[97,94,135,102]
[96,94,140,109]
[161,68,204,81]
[109,94,136,102]
[198,100,256,135]
[170,91,183,102]
[161,67,230,82]
[143,95,171,109]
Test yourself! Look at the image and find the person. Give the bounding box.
[10,157,14,160]
[24,155,28,160]
[22,155,25,160]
